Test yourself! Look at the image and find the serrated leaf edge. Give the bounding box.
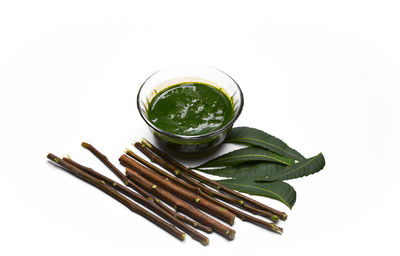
[268,153,323,181]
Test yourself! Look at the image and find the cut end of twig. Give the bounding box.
[271,224,283,235]
[281,213,288,220]
[201,238,210,246]
[174,169,180,175]
[141,138,153,148]
[181,233,186,240]
[155,198,160,203]
[238,200,244,205]
[195,198,200,203]
[228,230,236,240]
[81,142,91,149]
[271,215,280,222]
[151,184,157,189]
[125,180,129,186]
[132,141,143,149]
[193,222,198,227]
[125,148,134,155]
[224,229,236,240]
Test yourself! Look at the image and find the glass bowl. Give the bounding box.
[137,64,244,153]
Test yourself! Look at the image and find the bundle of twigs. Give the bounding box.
[47,139,285,246]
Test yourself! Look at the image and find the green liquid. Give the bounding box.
[148,82,234,136]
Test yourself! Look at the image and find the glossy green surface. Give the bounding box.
[148,82,234,136]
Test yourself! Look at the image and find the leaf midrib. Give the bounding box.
[228,137,299,159]
[216,154,289,165]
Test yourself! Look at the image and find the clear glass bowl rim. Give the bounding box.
[136,64,244,141]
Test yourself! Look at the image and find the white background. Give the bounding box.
[1,0,399,255]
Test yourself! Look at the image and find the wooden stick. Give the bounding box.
[63,157,210,245]
[80,143,212,234]
[133,142,280,222]
[141,139,287,220]
[120,154,236,225]
[125,149,203,194]
[159,204,213,234]
[125,167,236,240]
[124,149,282,234]
[46,153,185,241]
[127,178,213,234]
[81,142,127,184]
[131,144,279,221]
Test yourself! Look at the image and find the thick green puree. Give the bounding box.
[148,82,234,136]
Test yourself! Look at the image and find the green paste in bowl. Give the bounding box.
[147,82,234,136]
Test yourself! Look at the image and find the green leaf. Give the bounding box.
[198,162,286,179]
[261,153,325,182]
[217,178,296,209]
[226,127,305,161]
[195,146,295,168]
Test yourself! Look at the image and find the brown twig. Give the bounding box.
[125,167,236,240]
[126,179,212,234]
[63,157,210,245]
[80,143,212,234]
[133,142,280,222]
[141,139,287,220]
[124,149,282,234]
[125,149,203,193]
[81,142,127,184]
[168,208,213,234]
[120,154,236,225]
[47,153,185,241]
